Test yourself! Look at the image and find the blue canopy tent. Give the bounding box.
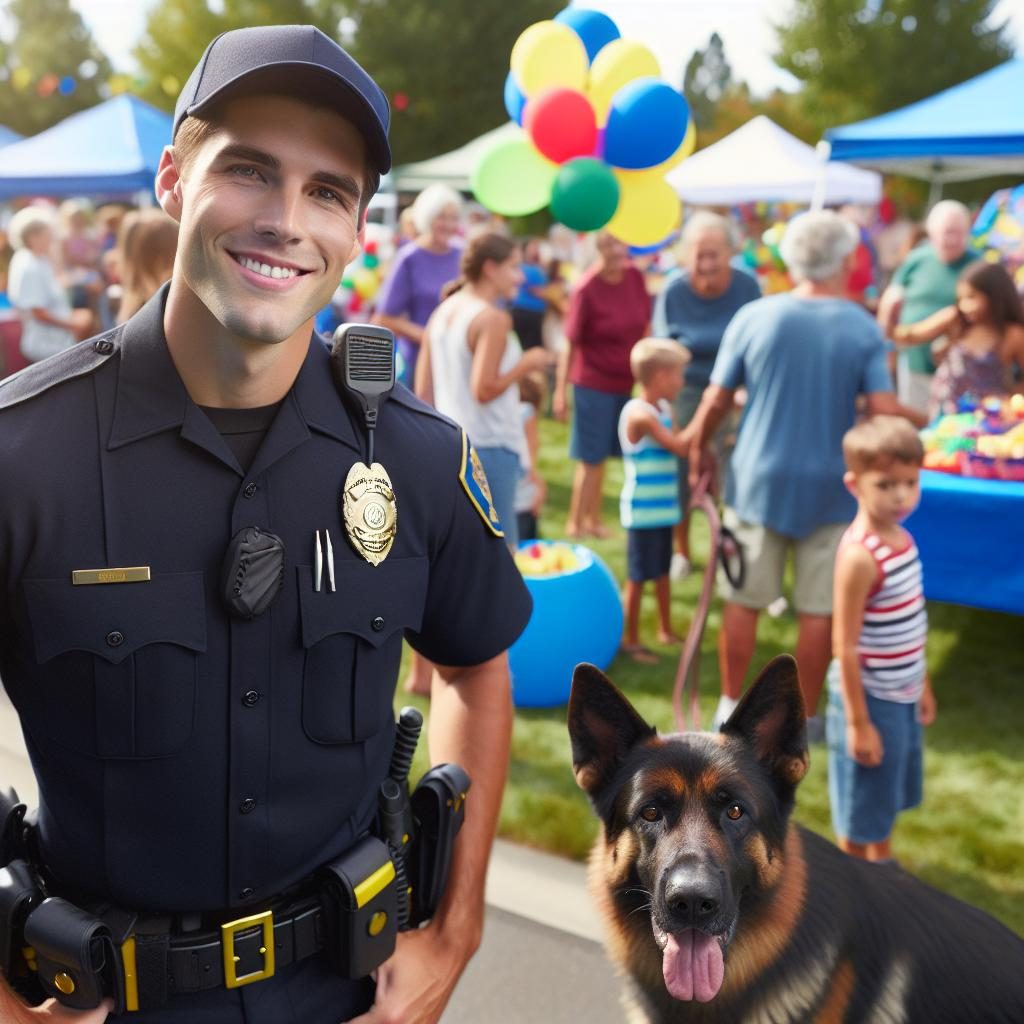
[0,95,171,200]
[0,126,22,149]
[824,60,1024,196]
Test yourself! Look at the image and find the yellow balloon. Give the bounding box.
[353,267,380,300]
[606,172,681,248]
[12,67,32,92]
[510,21,588,97]
[588,39,660,125]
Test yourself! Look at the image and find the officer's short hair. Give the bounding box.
[630,337,690,385]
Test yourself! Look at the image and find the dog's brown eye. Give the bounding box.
[640,805,661,823]
[726,804,743,821]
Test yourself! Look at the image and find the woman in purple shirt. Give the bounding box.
[373,184,463,386]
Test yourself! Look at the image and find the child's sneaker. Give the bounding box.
[670,552,691,581]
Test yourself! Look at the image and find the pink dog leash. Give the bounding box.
[671,472,744,732]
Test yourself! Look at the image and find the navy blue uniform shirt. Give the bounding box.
[0,285,531,914]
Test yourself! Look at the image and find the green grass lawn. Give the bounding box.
[404,415,1024,935]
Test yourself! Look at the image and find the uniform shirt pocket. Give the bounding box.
[21,572,206,759]
[297,556,427,745]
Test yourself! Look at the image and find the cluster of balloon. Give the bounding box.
[472,8,695,248]
[339,239,382,316]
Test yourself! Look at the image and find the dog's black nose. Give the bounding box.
[663,865,721,927]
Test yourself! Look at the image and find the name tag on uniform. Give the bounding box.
[71,566,152,585]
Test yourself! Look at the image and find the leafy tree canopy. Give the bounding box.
[683,32,732,131]
[0,0,112,136]
[774,0,1013,134]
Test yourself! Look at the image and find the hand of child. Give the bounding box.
[918,681,937,726]
[847,719,884,767]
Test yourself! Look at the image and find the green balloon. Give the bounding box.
[471,135,557,217]
[550,158,620,232]
[363,253,380,269]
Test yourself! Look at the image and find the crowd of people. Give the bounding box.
[3,185,1021,865]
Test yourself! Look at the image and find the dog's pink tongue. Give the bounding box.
[663,930,724,1003]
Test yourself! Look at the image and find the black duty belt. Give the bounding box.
[129,896,325,1006]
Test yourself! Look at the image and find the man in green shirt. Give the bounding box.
[878,200,975,411]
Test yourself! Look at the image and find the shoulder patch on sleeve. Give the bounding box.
[458,430,505,538]
[0,328,121,412]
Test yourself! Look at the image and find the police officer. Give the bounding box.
[0,25,531,1024]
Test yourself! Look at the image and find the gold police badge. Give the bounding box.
[342,462,397,566]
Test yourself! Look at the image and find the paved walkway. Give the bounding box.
[0,693,625,1021]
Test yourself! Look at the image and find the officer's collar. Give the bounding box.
[108,283,361,454]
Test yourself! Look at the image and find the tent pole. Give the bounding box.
[811,139,831,211]
[927,178,943,206]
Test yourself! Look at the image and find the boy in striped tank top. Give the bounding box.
[828,416,936,862]
[618,338,692,663]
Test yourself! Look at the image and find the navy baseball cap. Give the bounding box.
[174,25,391,176]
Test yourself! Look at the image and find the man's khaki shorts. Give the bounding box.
[717,508,846,615]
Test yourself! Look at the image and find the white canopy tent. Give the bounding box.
[667,116,882,206]
[393,123,519,193]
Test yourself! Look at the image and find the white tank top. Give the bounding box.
[429,294,527,465]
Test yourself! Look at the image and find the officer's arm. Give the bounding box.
[353,653,511,1024]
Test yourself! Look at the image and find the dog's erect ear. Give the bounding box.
[568,663,656,801]
[720,655,808,792]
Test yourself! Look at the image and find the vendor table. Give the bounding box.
[905,470,1024,615]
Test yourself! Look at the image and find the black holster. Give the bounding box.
[319,834,398,979]
[406,764,470,928]
[23,898,117,1011]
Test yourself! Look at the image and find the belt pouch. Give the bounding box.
[319,834,398,979]
[24,897,114,1010]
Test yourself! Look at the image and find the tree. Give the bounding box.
[348,0,563,165]
[0,0,112,136]
[133,0,346,112]
[774,0,1013,136]
[682,32,732,131]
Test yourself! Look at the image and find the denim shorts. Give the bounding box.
[475,445,521,549]
[826,665,923,844]
[569,385,630,464]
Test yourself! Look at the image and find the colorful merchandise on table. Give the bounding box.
[921,394,1024,479]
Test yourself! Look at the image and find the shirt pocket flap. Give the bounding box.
[298,556,428,650]
[23,572,207,666]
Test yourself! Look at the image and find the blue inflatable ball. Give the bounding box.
[503,70,527,126]
[509,543,624,708]
[604,78,689,170]
[554,8,621,63]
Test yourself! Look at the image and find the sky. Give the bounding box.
[67,0,1024,97]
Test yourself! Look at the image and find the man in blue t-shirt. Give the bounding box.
[682,212,926,738]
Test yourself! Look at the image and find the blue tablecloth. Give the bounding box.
[905,470,1024,615]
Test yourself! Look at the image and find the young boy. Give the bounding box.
[618,338,692,663]
[829,415,937,862]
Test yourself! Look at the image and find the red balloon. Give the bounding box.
[524,88,597,165]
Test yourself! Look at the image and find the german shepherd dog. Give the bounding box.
[568,656,1024,1023]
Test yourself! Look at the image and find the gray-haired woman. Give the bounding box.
[682,210,926,739]
[653,211,760,577]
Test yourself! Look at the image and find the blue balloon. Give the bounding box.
[58,75,77,96]
[554,8,621,63]
[629,233,679,256]
[604,78,689,170]
[503,70,526,126]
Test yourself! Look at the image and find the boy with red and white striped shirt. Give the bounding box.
[828,416,937,863]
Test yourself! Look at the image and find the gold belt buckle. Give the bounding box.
[221,910,275,989]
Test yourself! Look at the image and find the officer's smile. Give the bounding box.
[228,249,314,290]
